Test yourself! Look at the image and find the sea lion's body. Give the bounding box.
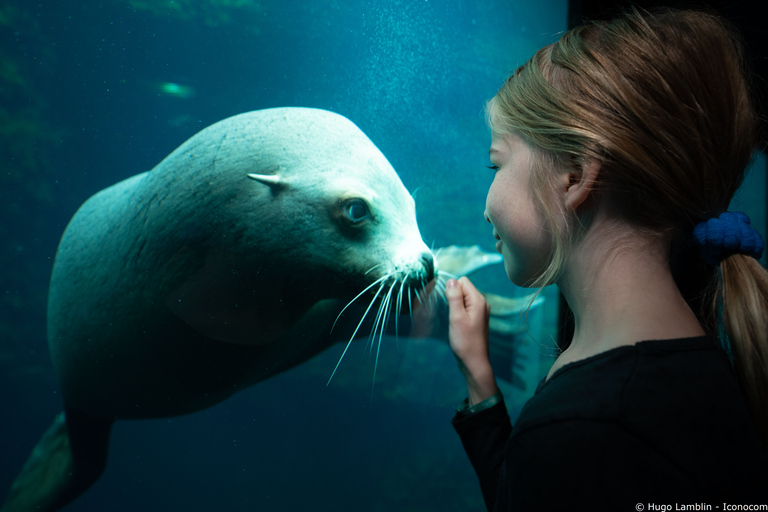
[0,108,437,512]
[47,108,434,420]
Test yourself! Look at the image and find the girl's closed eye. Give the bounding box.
[487,165,499,171]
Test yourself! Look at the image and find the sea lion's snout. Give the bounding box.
[420,251,435,282]
[386,243,434,291]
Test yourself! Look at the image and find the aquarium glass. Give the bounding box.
[1,1,571,511]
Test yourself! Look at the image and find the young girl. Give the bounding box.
[446,8,768,509]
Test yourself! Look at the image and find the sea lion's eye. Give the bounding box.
[345,200,370,223]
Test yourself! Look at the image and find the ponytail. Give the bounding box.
[719,255,768,451]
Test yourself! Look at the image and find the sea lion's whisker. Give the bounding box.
[415,279,428,305]
[394,271,409,336]
[367,285,391,357]
[407,284,414,326]
[435,279,448,303]
[327,281,387,386]
[438,270,458,281]
[427,280,436,308]
[381,281,395,340]
[365,263,385,276]
[432,270,454,304]
[331,272,394,332]
[372,280,396,347]
[371,282,395,393]
[427,275,440,306]
[393,276,404,350]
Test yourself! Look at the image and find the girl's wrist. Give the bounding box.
[461,363,499,406]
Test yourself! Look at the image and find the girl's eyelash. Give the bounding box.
[487,165,499,171]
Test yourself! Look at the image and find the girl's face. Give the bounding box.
[485,133,556,287]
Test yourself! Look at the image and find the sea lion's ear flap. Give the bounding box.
[248,173,286,190]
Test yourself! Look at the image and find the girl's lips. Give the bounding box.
[492,230,502,252]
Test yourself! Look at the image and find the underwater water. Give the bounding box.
[3,1,768,511]
[0,0,572,510]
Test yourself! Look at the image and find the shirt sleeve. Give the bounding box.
[452,396,513,511]
[455,391,504,416]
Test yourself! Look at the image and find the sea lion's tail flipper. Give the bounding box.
[1,408,114,512]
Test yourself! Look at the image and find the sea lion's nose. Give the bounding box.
[420,252,435,281]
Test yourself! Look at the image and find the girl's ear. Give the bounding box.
[564,158,600,211]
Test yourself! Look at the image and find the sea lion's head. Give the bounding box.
[228,108,434,303]
[153,108,434,345]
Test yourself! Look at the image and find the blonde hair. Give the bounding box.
[488,8,768,447]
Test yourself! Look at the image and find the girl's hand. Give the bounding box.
[445,277,499,405]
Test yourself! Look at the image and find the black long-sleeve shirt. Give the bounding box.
[453,336,768,511]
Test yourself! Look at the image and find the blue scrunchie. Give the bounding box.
[691,211,765,266]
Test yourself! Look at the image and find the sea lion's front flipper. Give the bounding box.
[434,245,503,278]
[1,408,114,512]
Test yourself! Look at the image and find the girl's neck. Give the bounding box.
[548,215,705,379]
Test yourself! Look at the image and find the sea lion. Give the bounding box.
[1,107,434,511]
